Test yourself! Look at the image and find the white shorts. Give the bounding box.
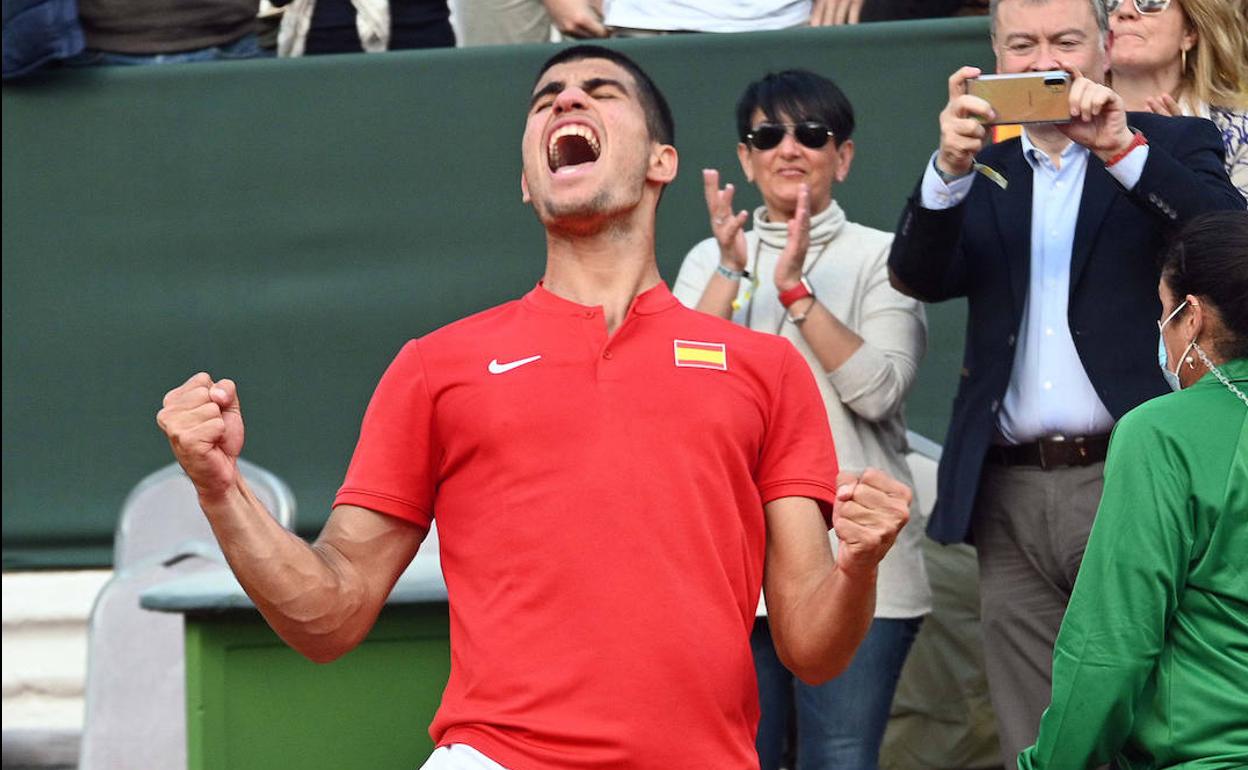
[419,744,511,770]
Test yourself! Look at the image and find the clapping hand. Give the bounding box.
[703,168,750,272]
[775,183,811,293]
[1142,92,1182,117]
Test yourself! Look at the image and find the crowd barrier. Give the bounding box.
[2,18,988,567]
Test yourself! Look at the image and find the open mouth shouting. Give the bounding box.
[548,123,602,175]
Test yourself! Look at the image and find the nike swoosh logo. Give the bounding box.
[488,355,542,374]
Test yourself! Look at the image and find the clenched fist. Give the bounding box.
[156,372,245,500]
[831,467,911,579]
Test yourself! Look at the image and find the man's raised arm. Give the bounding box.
[156,372,425,662]
[762,468,909,684]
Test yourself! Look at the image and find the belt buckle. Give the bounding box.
[1039,436,1065,470]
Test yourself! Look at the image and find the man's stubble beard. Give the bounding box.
[536,158,649,238]
[543,187,617,222]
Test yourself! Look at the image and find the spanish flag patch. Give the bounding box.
[673,339,727,371]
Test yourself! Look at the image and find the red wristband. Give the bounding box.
[778,277,814,308]
[1105,130,1148,167]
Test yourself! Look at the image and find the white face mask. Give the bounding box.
[1157,300,1195,391]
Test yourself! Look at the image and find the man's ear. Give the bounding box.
[834,139,855,183]
[737,142,754,184]
[647,143,679,186]
[521,172,531,203]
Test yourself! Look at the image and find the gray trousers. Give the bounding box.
[971,461,1105,768]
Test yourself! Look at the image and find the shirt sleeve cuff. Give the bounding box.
[759,480,839,529]
[1105,144,1149,190]
[920,151,975,209]
[334,488,433,530]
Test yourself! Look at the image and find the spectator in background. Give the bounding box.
[1108,0,1248,198]
[69,0,264,65]
[603,0,814,35]
[813,0,975,25]
[673,69,930,770]
[275,0,453,55]
[886,0,1243,764]
[1018,210,1248,770]
[2,0,85,77]
[452,0,606,45]
[602,0,976,33]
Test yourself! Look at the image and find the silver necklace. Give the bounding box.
[1194,344,1248,407]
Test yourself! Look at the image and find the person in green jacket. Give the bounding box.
[1018,209,1248,770]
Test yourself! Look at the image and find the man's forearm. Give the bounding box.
[888,192,969,303]
[762,478,907,685]
[198,480,370,662]
[1127,120,1245,222]
[767,562,876,684]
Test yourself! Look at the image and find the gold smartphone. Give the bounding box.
[965,71,1072,125]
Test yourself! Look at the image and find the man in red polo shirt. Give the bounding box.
[157,45,910,770]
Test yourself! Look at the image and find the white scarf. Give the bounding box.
[752,198,847,256]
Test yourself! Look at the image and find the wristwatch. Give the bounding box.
[933,156,972,185]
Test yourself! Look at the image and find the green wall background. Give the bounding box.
[2,18,988,568]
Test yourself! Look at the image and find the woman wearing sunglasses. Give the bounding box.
[1018,211,1248,769]
[1108,0,1248,199]
[672,69,929,770]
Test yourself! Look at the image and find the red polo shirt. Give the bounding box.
[336,282,839,770]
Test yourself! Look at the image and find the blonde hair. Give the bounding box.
[1178,0,1248,110]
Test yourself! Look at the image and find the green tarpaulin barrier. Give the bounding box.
[3,18,986,568]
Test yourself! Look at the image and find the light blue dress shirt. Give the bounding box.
[920,132,1148,442]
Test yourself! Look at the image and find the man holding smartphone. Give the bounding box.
[886,0,1243,764]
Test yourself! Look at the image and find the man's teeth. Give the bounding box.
[550,124,600,154]
[548,124,601,169]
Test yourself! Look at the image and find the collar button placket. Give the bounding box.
[576,310,607,366]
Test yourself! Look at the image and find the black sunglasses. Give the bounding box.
[1106,0,1171,14]
[745,121,835,151]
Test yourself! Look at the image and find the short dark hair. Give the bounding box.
[534,45,675,147]
[735,69,855,146]
[1162,210,1248,360]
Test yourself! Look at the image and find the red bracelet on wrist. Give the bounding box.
[778,277,814,308]
[1105,129,1148,167]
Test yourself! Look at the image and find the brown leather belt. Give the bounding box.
[985,434,1111,469]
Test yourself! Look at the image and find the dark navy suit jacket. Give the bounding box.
[888,112,1244,544]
